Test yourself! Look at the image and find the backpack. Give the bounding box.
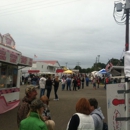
[93,113,108,130]
[102,122,108,130]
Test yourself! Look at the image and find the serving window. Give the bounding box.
[0,63,18,88]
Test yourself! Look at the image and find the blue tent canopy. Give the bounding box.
[98,69,107,74]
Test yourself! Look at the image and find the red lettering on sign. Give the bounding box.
[10,54,18,59]
[10,53,18,63]
[29,59,32,66]
[21,56,27,64]
[0,55,6,61]
[0,50,6,55]
[10,58,17,63]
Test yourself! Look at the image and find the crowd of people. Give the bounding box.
[17,86,55,130]
[17,84,106,130]
[21,73,112,101]
[17,72,108,130]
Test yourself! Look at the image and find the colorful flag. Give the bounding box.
[105,61,113,71]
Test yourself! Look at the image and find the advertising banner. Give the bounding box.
[0,47,6,62]
[19,55,32,67]
[0,46,20,65]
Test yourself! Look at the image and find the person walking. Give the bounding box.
[81,76,84,89]
[77,77,81,90]
[17,86,37,127]
[61,77,66,91]
[73,77,77,91]
[97,77,100,88]
[86,76,89,87]
[66,76,71,91]
[89,98,105,130]
[93,78,96,90]
[28,76,31,85]
[46,76,53,99]
[104,77,109,89]
[53,76,60,100]
[66,98,94,130]
[19,99,48,130]
[39,75,46,98]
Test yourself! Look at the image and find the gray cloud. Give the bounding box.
[0,0,126,68]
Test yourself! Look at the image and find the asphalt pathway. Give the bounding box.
[0,83,107,130]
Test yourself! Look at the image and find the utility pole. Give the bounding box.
[77,62,80,66]
[65,62,68,68]
[114,1,130,51]
[96,57,97,64]
[125,9,129,51]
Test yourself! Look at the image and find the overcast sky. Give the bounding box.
[0,0,126,68]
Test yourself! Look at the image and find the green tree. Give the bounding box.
[74,66,82,72]
[107,58,124,66]
[72,58,124,74]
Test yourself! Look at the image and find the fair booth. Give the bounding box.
[0,33,32,114]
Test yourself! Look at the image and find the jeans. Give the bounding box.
[73,85,77,91]
[104,83,107,89]
[82,82,84,89]
[40,88,45,98]
[86,81,89,86]
[54,86,59,99]
[62,84,65,90]
[32,81,36,85]
[46,86,52,99]
[67,84,71,90]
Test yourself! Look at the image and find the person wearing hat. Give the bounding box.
[17,86,37,127]
[19,99,48,130]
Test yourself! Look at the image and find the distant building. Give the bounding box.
[71,69,79,74]
[22,60,60,76]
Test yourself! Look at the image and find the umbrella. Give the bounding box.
[63,70,73,74]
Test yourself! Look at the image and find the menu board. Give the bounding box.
[19,55,32,67]
[0,47,20,65]
[0,45,32,67]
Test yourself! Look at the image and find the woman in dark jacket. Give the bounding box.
[53,76,60,101]
[46,76,53,99]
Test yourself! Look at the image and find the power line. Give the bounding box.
[18,47,87,54]
[0,0,82,16]
[0,0,32,7]
[0,0,58,10]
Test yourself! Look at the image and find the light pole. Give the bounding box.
[97,55,100,63]
[125,9,129,51]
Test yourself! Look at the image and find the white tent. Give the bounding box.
[91,71,98,78]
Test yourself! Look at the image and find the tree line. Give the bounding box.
[73,58,124,73]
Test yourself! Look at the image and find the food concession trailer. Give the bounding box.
[0,33,32,114]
